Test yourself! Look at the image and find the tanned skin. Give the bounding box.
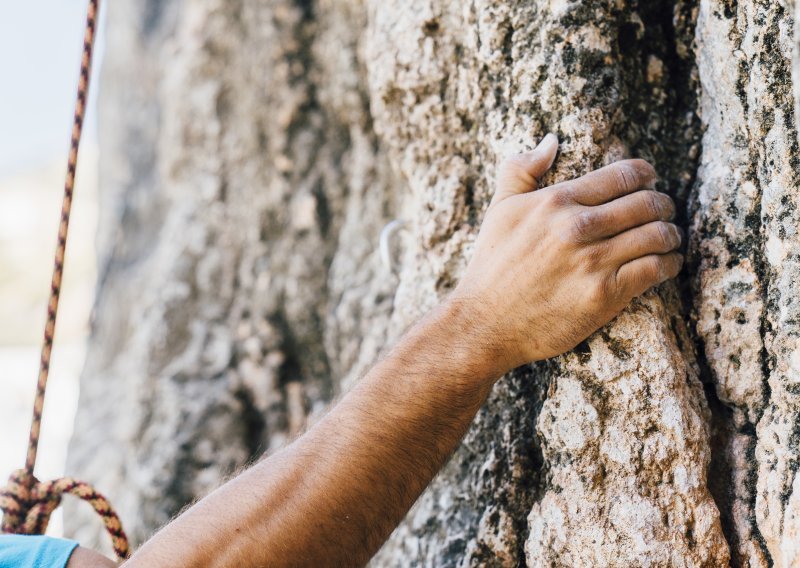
[73,134,683,567]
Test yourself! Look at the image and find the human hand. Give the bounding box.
[452,134,683,373]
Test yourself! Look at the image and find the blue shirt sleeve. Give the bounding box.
[0,534,79,568]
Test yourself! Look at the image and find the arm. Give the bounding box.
[67,546,117,567]
[126,300,503,567]
[123,134,683,567]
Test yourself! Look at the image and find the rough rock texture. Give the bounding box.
[66,0,800,565]
[693,1,800,565]
[366,1,727,565]
[67,0,399,546]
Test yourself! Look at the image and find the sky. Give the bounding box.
[0,1,104,177]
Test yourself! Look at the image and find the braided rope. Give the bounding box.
[0,0,131,559]
[0,470,129,558]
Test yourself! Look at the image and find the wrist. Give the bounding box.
[421,295,513,386]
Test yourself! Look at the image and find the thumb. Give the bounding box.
[492,133,559,206]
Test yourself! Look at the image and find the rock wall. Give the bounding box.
[67,0,399,546]
[693,1,800,565]
[67,0,800,566]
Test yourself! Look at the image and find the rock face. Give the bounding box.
[66,0,800,565]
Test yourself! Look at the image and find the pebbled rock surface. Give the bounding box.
[67,0,399,548]
[692,1,800,565]
[67,0,800,566]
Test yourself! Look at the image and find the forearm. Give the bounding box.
[125,299,502,567]
[122,143,682,567]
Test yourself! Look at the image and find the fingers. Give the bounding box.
[556,159,656,206]
[492,134,559,205]
[568,190,676,242]
[615,252,684,300]
[605,221,683,265]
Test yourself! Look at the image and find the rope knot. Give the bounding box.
[0,469,59,535]
[1,469,63,535]
[0,470,130,559]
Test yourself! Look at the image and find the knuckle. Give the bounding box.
[499,155,535,185]
[546,186,572,208]
[642,190,665,218]
[569,210,597,243]
[645,255,666,282]
[586,280,604,306]
[612,162,636,192]
[583,242,609,270]
[533,191,558,213]
[654,222,674,249]
[612,159,656,193]
[612,269,630,300]
[500,155,525,174]
[589,273,615,305]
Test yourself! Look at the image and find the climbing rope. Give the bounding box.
[0,0,130,559]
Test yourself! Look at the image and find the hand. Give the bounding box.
[452,134,684,373]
